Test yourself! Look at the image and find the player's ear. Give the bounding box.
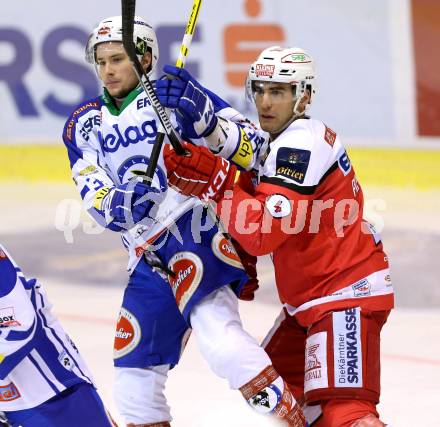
[299,90,311,110]
[141,51,152,73]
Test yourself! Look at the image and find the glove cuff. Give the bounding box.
[202,114,218,138]
[211,164,238,203]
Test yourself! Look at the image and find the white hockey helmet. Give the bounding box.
[246,46,317,112]
[85,15,159,76]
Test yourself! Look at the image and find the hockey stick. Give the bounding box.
[121,0,185,160]
[121,0,202,181]
[143,0,202,180]
[176,0,202,68]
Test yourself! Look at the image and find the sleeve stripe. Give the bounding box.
[37,293,92,384]
[80,185,91,200]
[6,319,36,342]
[28,353,60,393]
[19,277,36,290]
[261,161,338,195]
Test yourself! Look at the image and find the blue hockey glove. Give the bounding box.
[104,181,163,232]
[155,65,218,138]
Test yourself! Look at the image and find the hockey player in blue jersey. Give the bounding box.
[0,244,116,427]
[62,15,305,427]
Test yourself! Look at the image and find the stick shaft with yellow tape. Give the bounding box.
[144,0,203,180]
[175,0,202,68]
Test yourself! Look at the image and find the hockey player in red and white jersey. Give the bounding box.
[159,46,394,426]
[63,17,306,427]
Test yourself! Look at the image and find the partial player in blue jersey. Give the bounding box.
[62,15,305,427]
[0,244,117,427]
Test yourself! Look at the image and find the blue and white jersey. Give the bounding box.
[62,87,200,273]
[0,244,94,411]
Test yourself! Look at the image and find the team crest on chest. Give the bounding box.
[211,232,244,269]
[168,252,203,313]
[275,147,311,184]
[117,155,167,191]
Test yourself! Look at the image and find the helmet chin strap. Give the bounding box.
[293,93,306,118]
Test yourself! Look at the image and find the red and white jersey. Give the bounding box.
[217,117,394,325]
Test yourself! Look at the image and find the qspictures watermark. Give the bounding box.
[54,194,387,246]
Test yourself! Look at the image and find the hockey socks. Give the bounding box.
[239,365,306,426]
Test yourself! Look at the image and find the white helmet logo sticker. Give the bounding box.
[255,64,275,77]
[97,26,111,36]
[282,53,311,63]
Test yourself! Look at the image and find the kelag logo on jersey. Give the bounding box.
[98,119,158,153]
[275,147,311,184]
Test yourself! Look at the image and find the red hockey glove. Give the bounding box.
[164,142,237,202]
[233,238,259,301]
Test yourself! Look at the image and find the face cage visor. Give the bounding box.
[245,79,299,103]
[245,79,313,126]
[88,41,153,80]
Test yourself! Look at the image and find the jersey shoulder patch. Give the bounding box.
[231,126,254,170]
[324,125,337,146]
[337,150,352,176]
[265,194,292,218]
[275,147,311,184]
[64,98,102,143]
